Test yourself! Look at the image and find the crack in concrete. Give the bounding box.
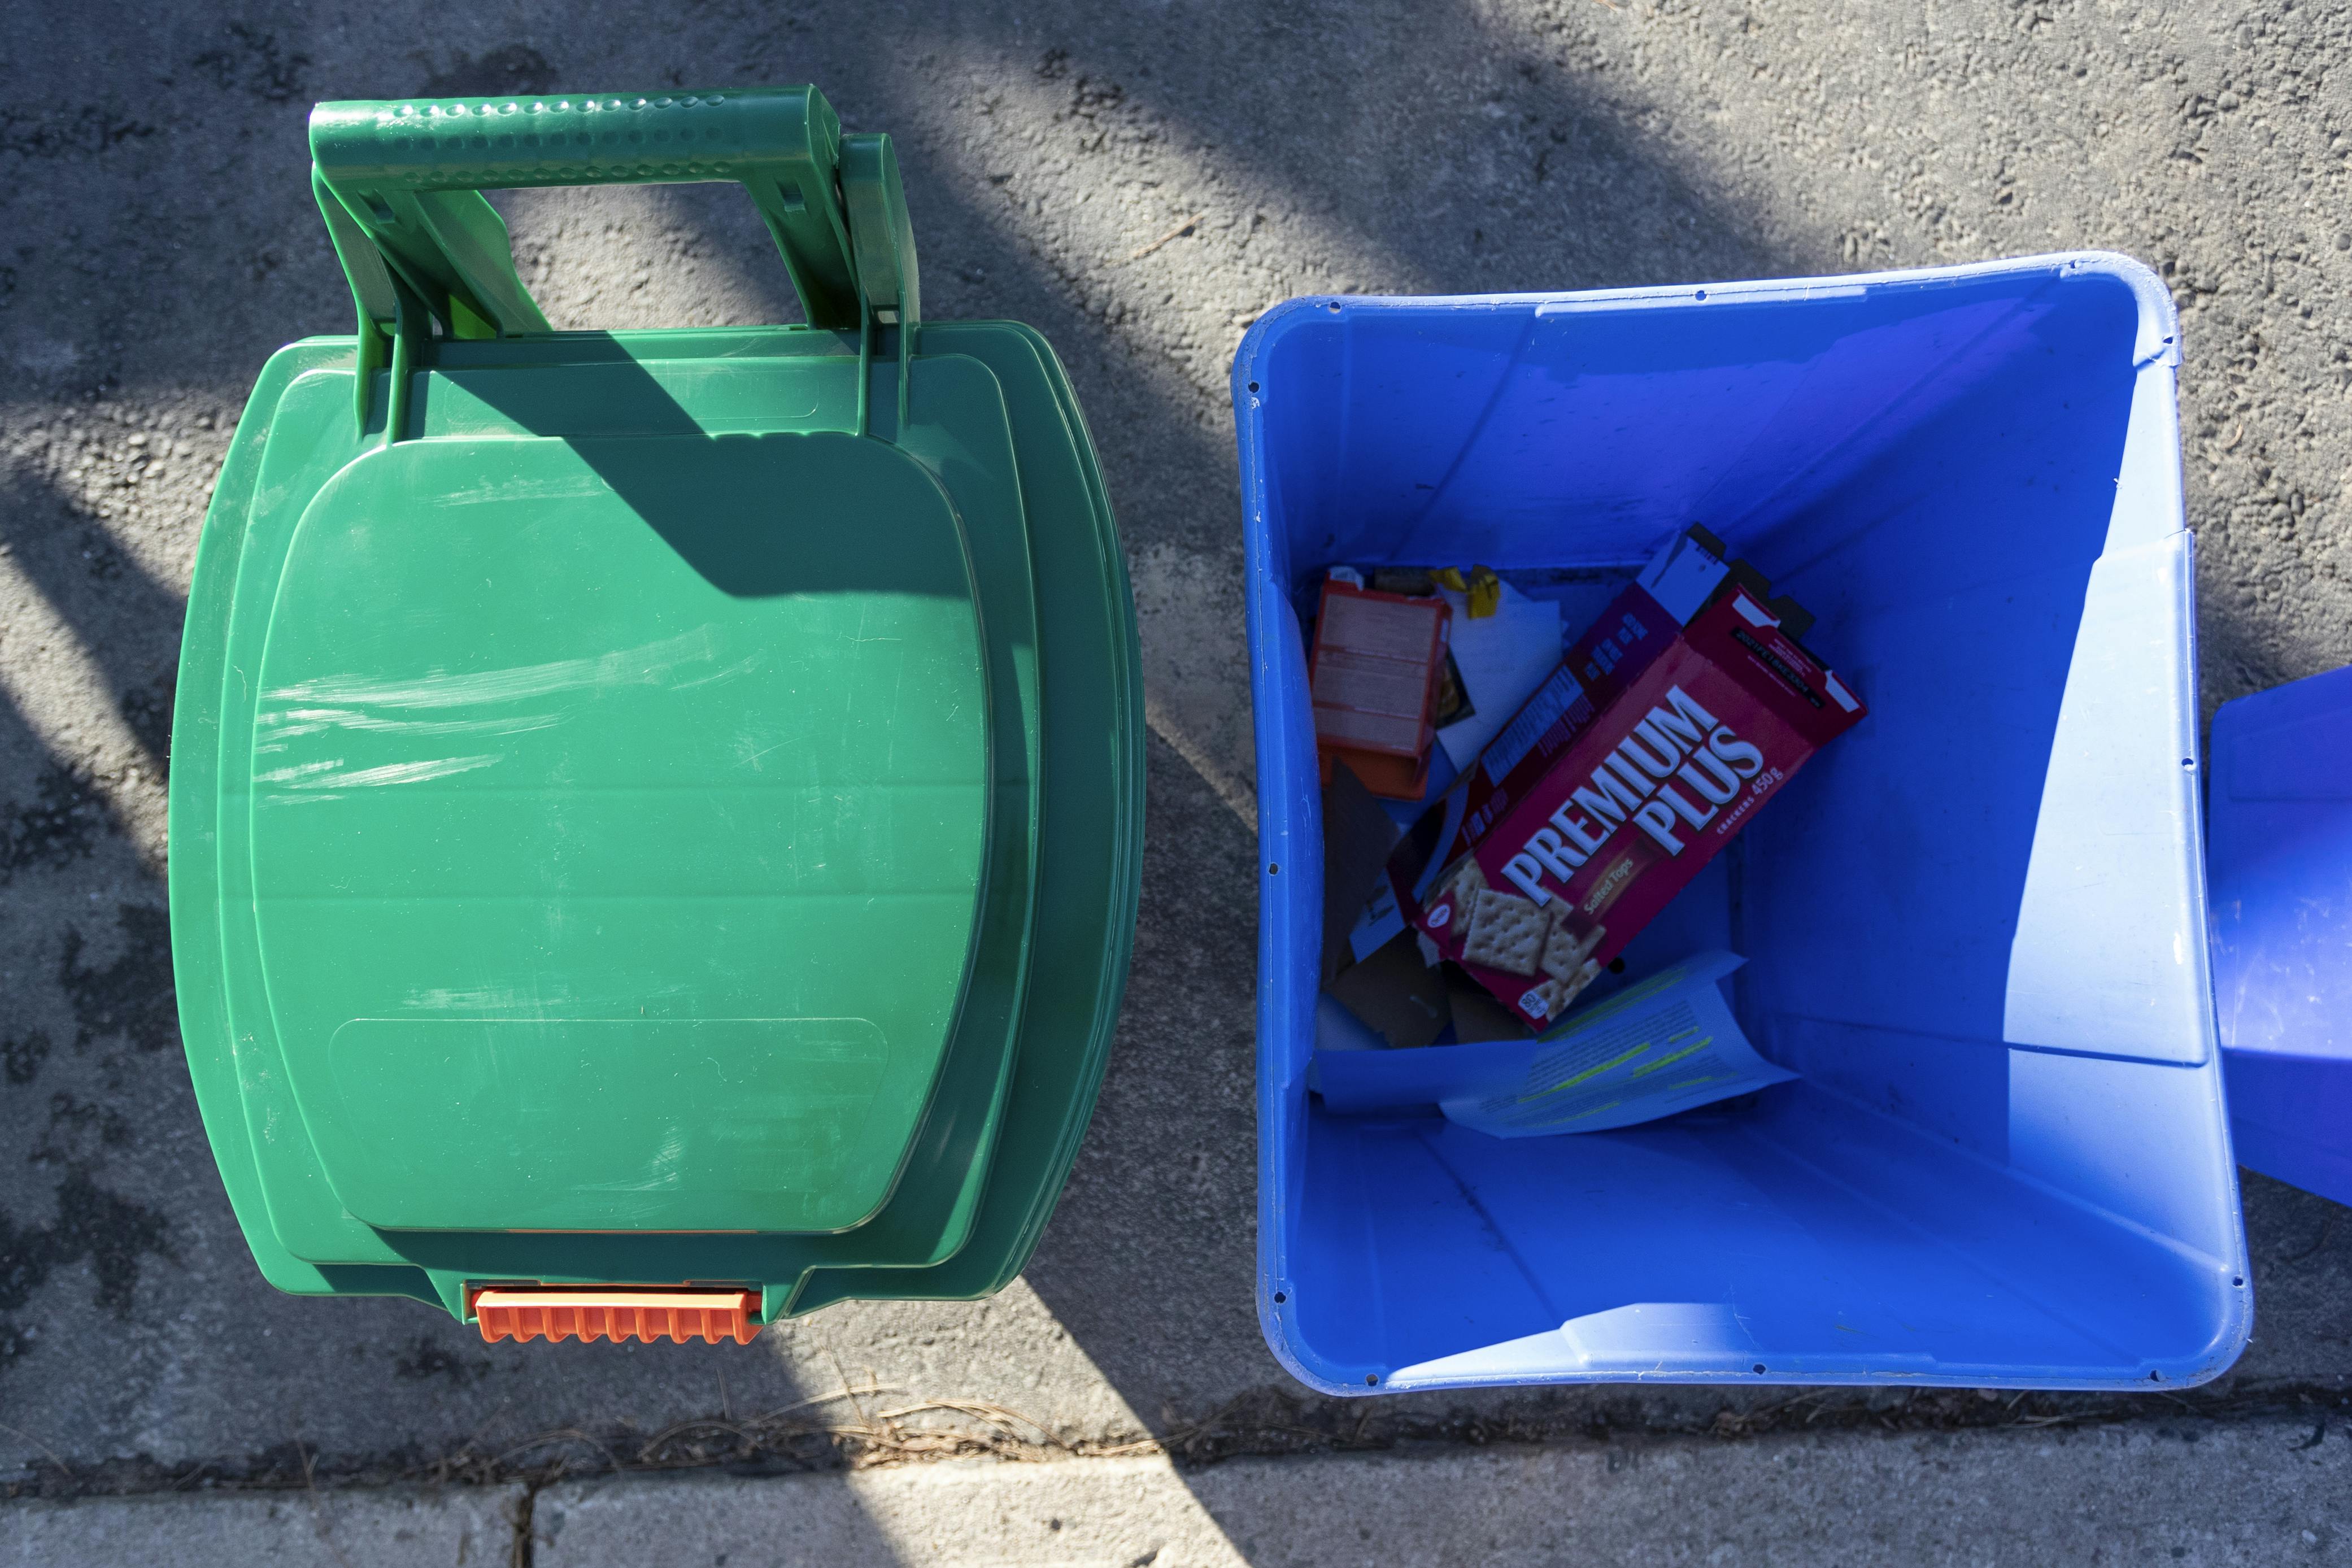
[8,1377,2350,1508]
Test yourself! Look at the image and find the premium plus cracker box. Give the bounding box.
[1385,529,1867,1026]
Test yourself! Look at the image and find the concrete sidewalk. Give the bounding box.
[12,1421,2347,1566]
[536,1423,2351,1566]
[3,0,2352,1560]
[6,1484,526,1567]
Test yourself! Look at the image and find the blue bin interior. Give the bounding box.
[1239,259,2250,1392]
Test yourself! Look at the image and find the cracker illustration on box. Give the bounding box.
[1540,918,1604,984]
[1460,888,1547,977]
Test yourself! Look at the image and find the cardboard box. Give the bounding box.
[1308,578,1450,800]
[1384,529,1867,1026]
[1319,760,1403,986]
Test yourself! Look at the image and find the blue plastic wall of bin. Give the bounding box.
[1234,254,2250,1394]
[2210,664,2352,1209]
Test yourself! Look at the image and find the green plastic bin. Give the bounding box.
[169,85,1143,1343]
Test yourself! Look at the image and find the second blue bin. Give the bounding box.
[1235,255,2250,1393]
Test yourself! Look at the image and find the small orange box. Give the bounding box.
[1308,580,1449,800]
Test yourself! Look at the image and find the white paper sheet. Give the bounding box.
[1440,951,1795,1137]
[1435,580,1564,769]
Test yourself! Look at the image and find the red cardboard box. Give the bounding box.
[1384,532,1866,1026]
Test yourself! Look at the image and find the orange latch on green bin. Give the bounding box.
[470,1288,761,1346]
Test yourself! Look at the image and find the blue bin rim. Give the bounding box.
[1232,250,2179,404]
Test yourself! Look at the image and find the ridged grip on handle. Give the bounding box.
[310,87,839,195]
[310,86,864,338]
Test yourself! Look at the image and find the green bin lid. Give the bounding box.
[251,429,988,1236]
[170,85,1142,1339]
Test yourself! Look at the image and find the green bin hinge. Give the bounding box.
[307,85,921,440]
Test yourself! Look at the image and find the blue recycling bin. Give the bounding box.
[2210,665,2352,1209]
[1234,255,2251,1393]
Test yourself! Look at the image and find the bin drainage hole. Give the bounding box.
[2149,1371,2164,1382]
[1273,1292,1287,1304]
[1608,958,1626,974]
[1268,863,1280,875]
[1753,1363,1767,1374]
[1695,289,1708,300]
[2233,1277,2244,1287]
[1327,301,1342,312]
[1365,1374,1379,1386]
[2181,757,2196,769]
[1248,381,1260,393]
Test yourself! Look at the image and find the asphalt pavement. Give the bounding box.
[3,1,2350,1562]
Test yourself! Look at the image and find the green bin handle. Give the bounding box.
[307,86,920,429]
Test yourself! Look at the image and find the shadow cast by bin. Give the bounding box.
[0,465,185,782]
[412,343,977,602]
